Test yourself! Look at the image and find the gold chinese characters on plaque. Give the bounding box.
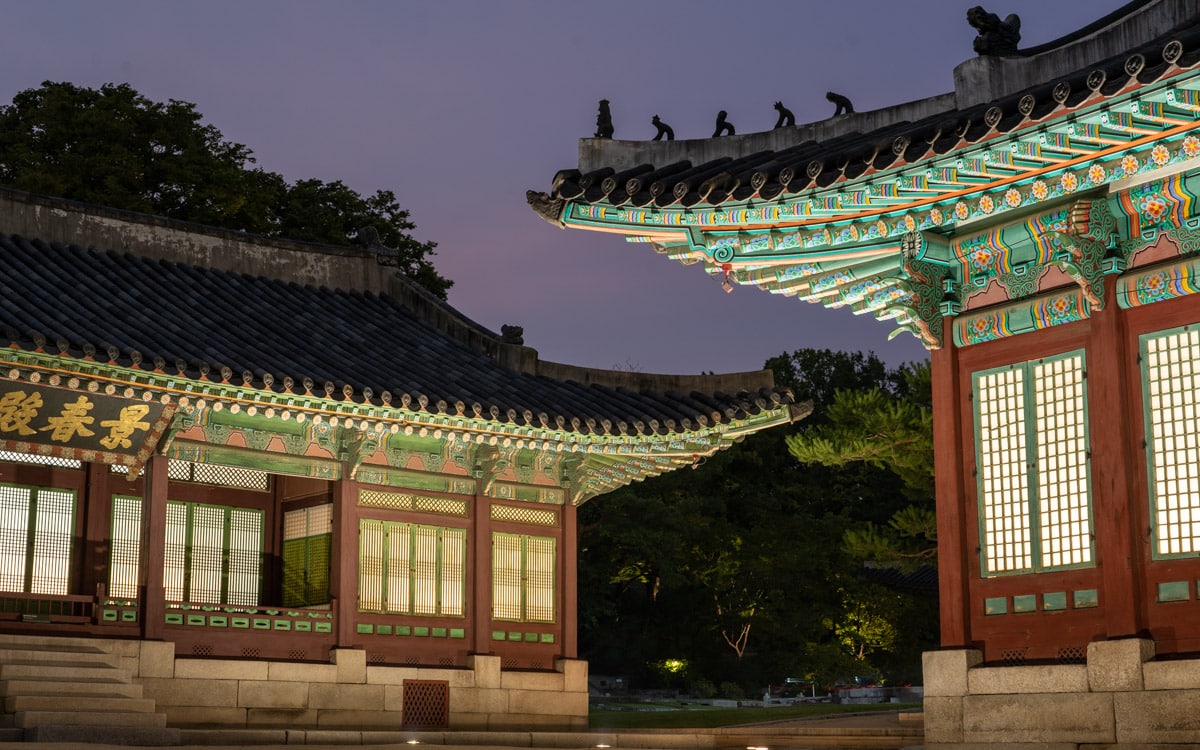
[0,382,173,467]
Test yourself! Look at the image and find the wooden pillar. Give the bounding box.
[1089,284,1142,638]
[331,470,358,648]
[82,463,109,597]
[472,489,492,655]
[561,503,578,659]
[140,454,168,641]
[932,337,972,648]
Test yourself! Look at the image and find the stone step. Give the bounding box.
[0,679,143,699]
[5,695,156,714]
[0,647,122,669]
[23,725,181,745]
[0,663,131,684]
[0,635,108,653]
[14,710,168,729]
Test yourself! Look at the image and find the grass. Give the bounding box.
[588,701,919,729]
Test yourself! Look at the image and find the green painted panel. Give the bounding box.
[209,616,228,627]
[357,623,374,634]
[396,625,411,636]
[540,633,555,644]
[102,610,118,622]
[314,622,332,633]
[524,632,538,643]
[294,621,311,632]
[1074,589,1099,608]
[273,620,291,631]
[1043,592,1067,611]
[231,617,250,628]
[984,597,1008,615]
[1013,595,1037,613]
[377,625,392,635]
[508,631,522,641]
[432,627,447,638]
[492,631,506,641]
[121,611,138,622]
[165,614,184,625]
[1158,581,1190,602]
[413,626,429,637]
[252,618,271,630]
[450,628,465,639]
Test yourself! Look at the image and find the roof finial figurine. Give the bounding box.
[826,91,854,117]
[651,115,674,141]
[967,6,1021,56]
[712,110,735,137]
[773,101,795,129]
[595,99,614,139]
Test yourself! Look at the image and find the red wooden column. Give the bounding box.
[140,454,169,641]
[561,503,578,659]
[933,336,972,648]
[1088,284,1143,638]
[82,462,110,596]
[331,470,358,647]
[472,488,492,655]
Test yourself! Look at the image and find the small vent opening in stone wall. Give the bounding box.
[1058,645,1086,664]
[1001,648,1028,666]
[192,644,212,657]
[402,680,449,729]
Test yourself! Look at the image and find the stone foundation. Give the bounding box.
[923,640,1200,747]
[109,639,587,731]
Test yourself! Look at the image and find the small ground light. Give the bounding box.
[405,741,420,745]
[747,746,770,750]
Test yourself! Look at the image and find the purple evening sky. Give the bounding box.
[3,0,1131,374]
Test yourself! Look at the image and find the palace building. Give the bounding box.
[529,1,1200,745]
[0,186,803,738]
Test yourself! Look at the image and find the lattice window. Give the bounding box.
[282,505,332,607]
[0,484,75,595]
[1143,326,1200,557]
[109,496,142,599]
[0,451,81,469]
[974,351,1092,575]
[490,504,558,526]
[163,501,263,605]
[358,520,464,616]
[491,532,555,623]
[111,459,269,491]
[358,489,468,516]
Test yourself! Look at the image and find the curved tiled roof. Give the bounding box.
[0,233,794,438]
[541,17,1200,213]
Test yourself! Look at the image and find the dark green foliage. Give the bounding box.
[0,81,450,298]
[577,349,938,693]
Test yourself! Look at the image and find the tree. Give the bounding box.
[577,349,934,691]
[0,81,451,298]
[785,360,936,571]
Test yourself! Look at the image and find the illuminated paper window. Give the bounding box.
[491,532,555,623]
[160,501,264,605]
[282,505,332,607]
[0,484,75,595]
[1142,326,1200,558]
[357,520,464,616]
[109,496,142,599]
[974,351,1092,575]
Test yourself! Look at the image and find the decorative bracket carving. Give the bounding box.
[893,232,952,349]
[339,427,381,480]
[471,444,509,495]
[1043,199,1123,309]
